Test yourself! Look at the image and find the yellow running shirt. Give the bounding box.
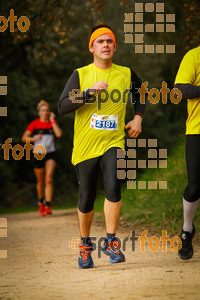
[175,46,200,135]
[71,63,131,165]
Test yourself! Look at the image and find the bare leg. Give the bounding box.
[104,198,121,234]
[45,159,56,202]
[33,167,45,199]
[77,208,94,237]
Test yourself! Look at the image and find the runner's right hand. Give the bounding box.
[34,134,43,141]
[89,81,109,95]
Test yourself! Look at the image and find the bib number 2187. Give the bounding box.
[90,114,118,130]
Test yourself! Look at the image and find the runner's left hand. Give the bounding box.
[125,115,142,138]
[49,112,55,121]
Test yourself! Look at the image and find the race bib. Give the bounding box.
[90,114,118,130]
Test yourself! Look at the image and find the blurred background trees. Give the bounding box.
[0,0,199,209]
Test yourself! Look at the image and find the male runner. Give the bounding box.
[58,25,145,268]
[174,46,200,260]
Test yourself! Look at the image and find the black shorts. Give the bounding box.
[75,147,122,213]
[184,135,200,202]
[33,151,57,169]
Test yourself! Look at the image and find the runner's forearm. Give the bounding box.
[130,69,146,118]
[58,71,89,115]
[174,83,200,100]
[51,122,62,138]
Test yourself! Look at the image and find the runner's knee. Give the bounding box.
[184,184,200,202]
[78,197,94,213]
[37,180,45,186]
[78,183,96,212]
[45,176,53,185]
[105,180,121,202]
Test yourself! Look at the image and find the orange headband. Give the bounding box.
[89,27,116,49]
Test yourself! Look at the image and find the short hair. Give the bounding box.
[37,100,50,111]
[88,24,114,41]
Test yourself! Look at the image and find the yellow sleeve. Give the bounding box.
[174,49,196,85]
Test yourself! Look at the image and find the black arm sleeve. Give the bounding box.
[58,70,89,115]
[130,69,146,118]
[174,83,200,101]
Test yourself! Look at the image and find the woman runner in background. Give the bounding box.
[22,100,62,216]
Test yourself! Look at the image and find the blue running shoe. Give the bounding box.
[102,237,125,263]
[78,243,94,269]
[102,238,111,256]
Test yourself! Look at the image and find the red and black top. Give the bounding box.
[26,118,57,153]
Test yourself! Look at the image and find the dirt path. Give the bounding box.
[0,209,200,300]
